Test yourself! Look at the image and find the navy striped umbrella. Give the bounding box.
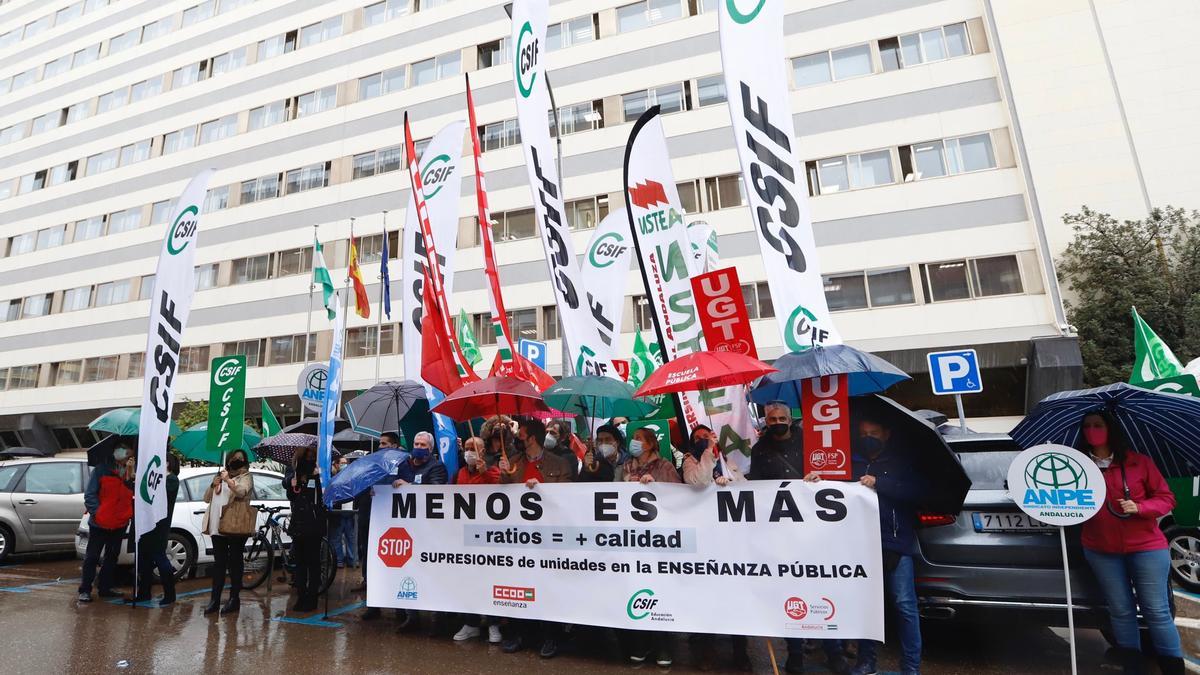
[1010,382,1200,477]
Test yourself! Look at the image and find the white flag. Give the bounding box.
[580,208,632,347]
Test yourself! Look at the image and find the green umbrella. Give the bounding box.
[88,407,183,437]
[172,422,262,465]
[542,376,657,419]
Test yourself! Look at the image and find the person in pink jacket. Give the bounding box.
[1077,411,1182,675]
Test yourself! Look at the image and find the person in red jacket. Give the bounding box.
[1078,411,1182,675]
[455,437,499,485]
[77,446,135,603]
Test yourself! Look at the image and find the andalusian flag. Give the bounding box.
[630,329,659,388]
[261,399,282,437]
[457,309,483,367]
[1130,307,1183,385]
[348,234,370,319]
[313,238,336,320]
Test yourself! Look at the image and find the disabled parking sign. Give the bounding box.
[927,349,983,395]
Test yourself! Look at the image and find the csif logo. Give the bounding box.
[139,454,163,504]
[727,0,767,24]
[166,205,199,255]
[588,232,627,269]
[420,154,454,200]
[627,588,658,620]
[515,21,538,98]
[575,344,609,377]
[784,305,831,353]
[213,358,243,386]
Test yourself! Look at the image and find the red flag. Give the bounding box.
[348,234,370,319]
[420,269,466,395]
[488,352,555,391]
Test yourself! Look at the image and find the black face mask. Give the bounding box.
[854,436,885,456]
[768,423,790,437]
[226,458,248,471]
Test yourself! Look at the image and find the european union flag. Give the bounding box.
[381,227,391,319]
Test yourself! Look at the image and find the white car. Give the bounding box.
[74,466,291,580]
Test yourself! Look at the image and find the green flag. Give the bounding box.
[457,309,483,367]
[1130,307,1184,385]
[313,237,336,320]
[261,399,281,437]
[630,329,657,388]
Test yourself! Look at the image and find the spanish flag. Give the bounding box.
[348,235,370,319]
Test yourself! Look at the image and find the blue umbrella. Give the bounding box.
[750,344,910,406]
[323,449,414,508]
[1010,382,1200,478]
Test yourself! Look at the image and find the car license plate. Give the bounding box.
[971,512,1054,533]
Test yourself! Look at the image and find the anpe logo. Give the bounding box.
[493,585,536,601]
[727,0,767,24]
[515,21,538,98]
[784,597,808,620]
[785,305,831,352]
[377,527,414,568]
[166,205,199,255]
[396,576,418,601]
[139,454,163,504]
[213,358,243,386]
[1007,444,1105,527]
[627,589,658,620]
[1021,452,1094,508]
[420,154,454,199]
[588,232,627,269]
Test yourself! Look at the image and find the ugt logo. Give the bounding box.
[515,21,538,98]
[166,205,199,255]
[1022,452,1095,508]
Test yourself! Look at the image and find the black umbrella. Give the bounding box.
[851,395,971,514]
[332,428,375,452]
[345,380,426,438]
[283,417,352,435]
[0,447,47,458]
[86,434,134,467]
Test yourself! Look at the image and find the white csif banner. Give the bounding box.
[510,0,616,377]
[367,481,884,639]
[581,208,632,344]
[719,0,841,352]
[135,169,214,538]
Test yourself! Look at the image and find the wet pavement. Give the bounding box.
[0,553,1155,674]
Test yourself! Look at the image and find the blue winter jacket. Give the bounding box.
[852,447,925,556]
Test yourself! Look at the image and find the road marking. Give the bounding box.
[0,577,82,593]
[1175,617,1200,630]
[1175,589,1200,603]
[272,601,365,628]
[106,588,212,607]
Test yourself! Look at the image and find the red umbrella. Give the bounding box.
[430,376,551,420]
[633,350,776,397]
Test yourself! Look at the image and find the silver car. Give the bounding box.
[0,458,89,561]
[913,430,1109,628]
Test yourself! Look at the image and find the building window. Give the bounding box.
[62,286,92,312]
[353,151,378,180]
[269,333,316,365]
[95,280,131,306]
[548,15,596,51]
[151,200,173,225]
[347,326,391,358]
[56,361,83,386]
[285,162,329,194]
[622,82,687,122]
[129,75,164,103]
[297,86,337,118]
[47,160,73,186]
[920,261,970,302]
[365,0,412,25]
[232,254,271,284]
[9,232,35,255]
[258,35,286,60]
[277,247,313,276]
[703,174,746,210]
[299,16,342,48]
[179,346,210,373]
[378,145,403,173]
[240,174,280,204]
[696,75,726,107]
[809,149,895,195]
[617,0,682,33]
[211,47,248,76]
[204,185,230,211]
[866,267,916,307]
[22,293,52,318]
[793,43,873,88]
[551,101,603,137]
[496,208,536,241]
[248,100,287,130]
[359,67,405,102]
[11,68,37,91]
[633,296,654,331]
[127,353,145,379]
[83,356,120,382]
[119,139,152,166]
[9,365,39,390]
[0,300,21,322]
[107,208,142,234]
[162,126,198,155]
[900,133,995,181]
[182,1,215,28]
[477,38,510,69]
[224,340,264,367]
[73,44,101,68]
[140,16,172,42]
[73,216,105,242]
[172,62,205,89]
[108,27,141,55]
[971,255,1023,297]
[480,119,520,152]
[36,225,66,250]
[883,22,971,71]
[97,88,129,114]
[43,55,72,79]
[411,50,461,87]
[824,273,868,311]
[741,282,774,320]
[66,101,91,123]
[218,0,253,13]
[85,149,119,176]
[199,115,238,144]
[566,195,608,231]
[138,274,155,301]
[194,263,218,290]
[541,305,560,341]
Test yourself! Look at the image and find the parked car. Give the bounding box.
[1162,476,1200,593]
[913,428,1110,629]
[74,466,290,580]
[0,457,89,561]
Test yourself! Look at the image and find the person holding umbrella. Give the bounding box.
[1076,411,1182,675]
[77,440,135,603]
[284,445,327,613]
[579,424,624,482]
[455,437,499,485]
[202,449,255,615]
[682,424,744,487]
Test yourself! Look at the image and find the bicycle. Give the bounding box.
[242,505,336,594]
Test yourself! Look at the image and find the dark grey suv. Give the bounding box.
[913,429,1108,628]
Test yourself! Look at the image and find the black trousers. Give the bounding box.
[357,514,370,582]
[135,538,176,600]
[78,525,124,594]
[292,534,323,601]
[210,535,247,599]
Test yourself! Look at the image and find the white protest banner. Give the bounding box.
[581,208,632,343]
[136,169,214,538]
[719,1,841,352]
[401,120,466,379]
[367,481,883,639]
[511,0,616,377]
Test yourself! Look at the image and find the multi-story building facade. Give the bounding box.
[0,0,1196,450]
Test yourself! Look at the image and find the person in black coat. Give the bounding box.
[284,445,327,612]
[130,452,180,606]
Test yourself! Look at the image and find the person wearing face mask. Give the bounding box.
[455,437,499,485]
[682,424,745,487]
[481,415,516,467]
[579,424,624,482]
[394,431,448,487]
[545,420,582,480]
[1076,411,1181,675]
[622,428,682,486]
[807,417,921,675]
[284,445,327,612]
[78,442,136,603]
[202,449,255,615]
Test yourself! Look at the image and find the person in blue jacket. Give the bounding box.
[808,415,925,675]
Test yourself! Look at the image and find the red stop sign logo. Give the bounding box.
[378,527,413,568]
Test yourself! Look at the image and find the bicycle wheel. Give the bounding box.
[242,533,274,590]
[319,537,337,594]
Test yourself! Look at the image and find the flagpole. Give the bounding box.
[546,74,573,377]
[305,223,317,369]
[375,211,387,383]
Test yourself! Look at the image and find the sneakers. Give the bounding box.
[488,624,503,644]
[655,649,673,667]
[501,635,524,654]
[539,638,559,659]
[77,592,92,603]
[629,651,650,664]
[453,625,481,641]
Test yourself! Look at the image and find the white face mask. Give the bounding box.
[597,443,618,460]
[113,448,129,462]
[544,434,558,450]
[464,451,479,467]
[628,439,646,458]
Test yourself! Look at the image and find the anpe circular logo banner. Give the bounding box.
[1006,443,1106,527]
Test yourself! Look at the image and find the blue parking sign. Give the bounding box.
[927,349,983,395]
[519,339,547,370]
